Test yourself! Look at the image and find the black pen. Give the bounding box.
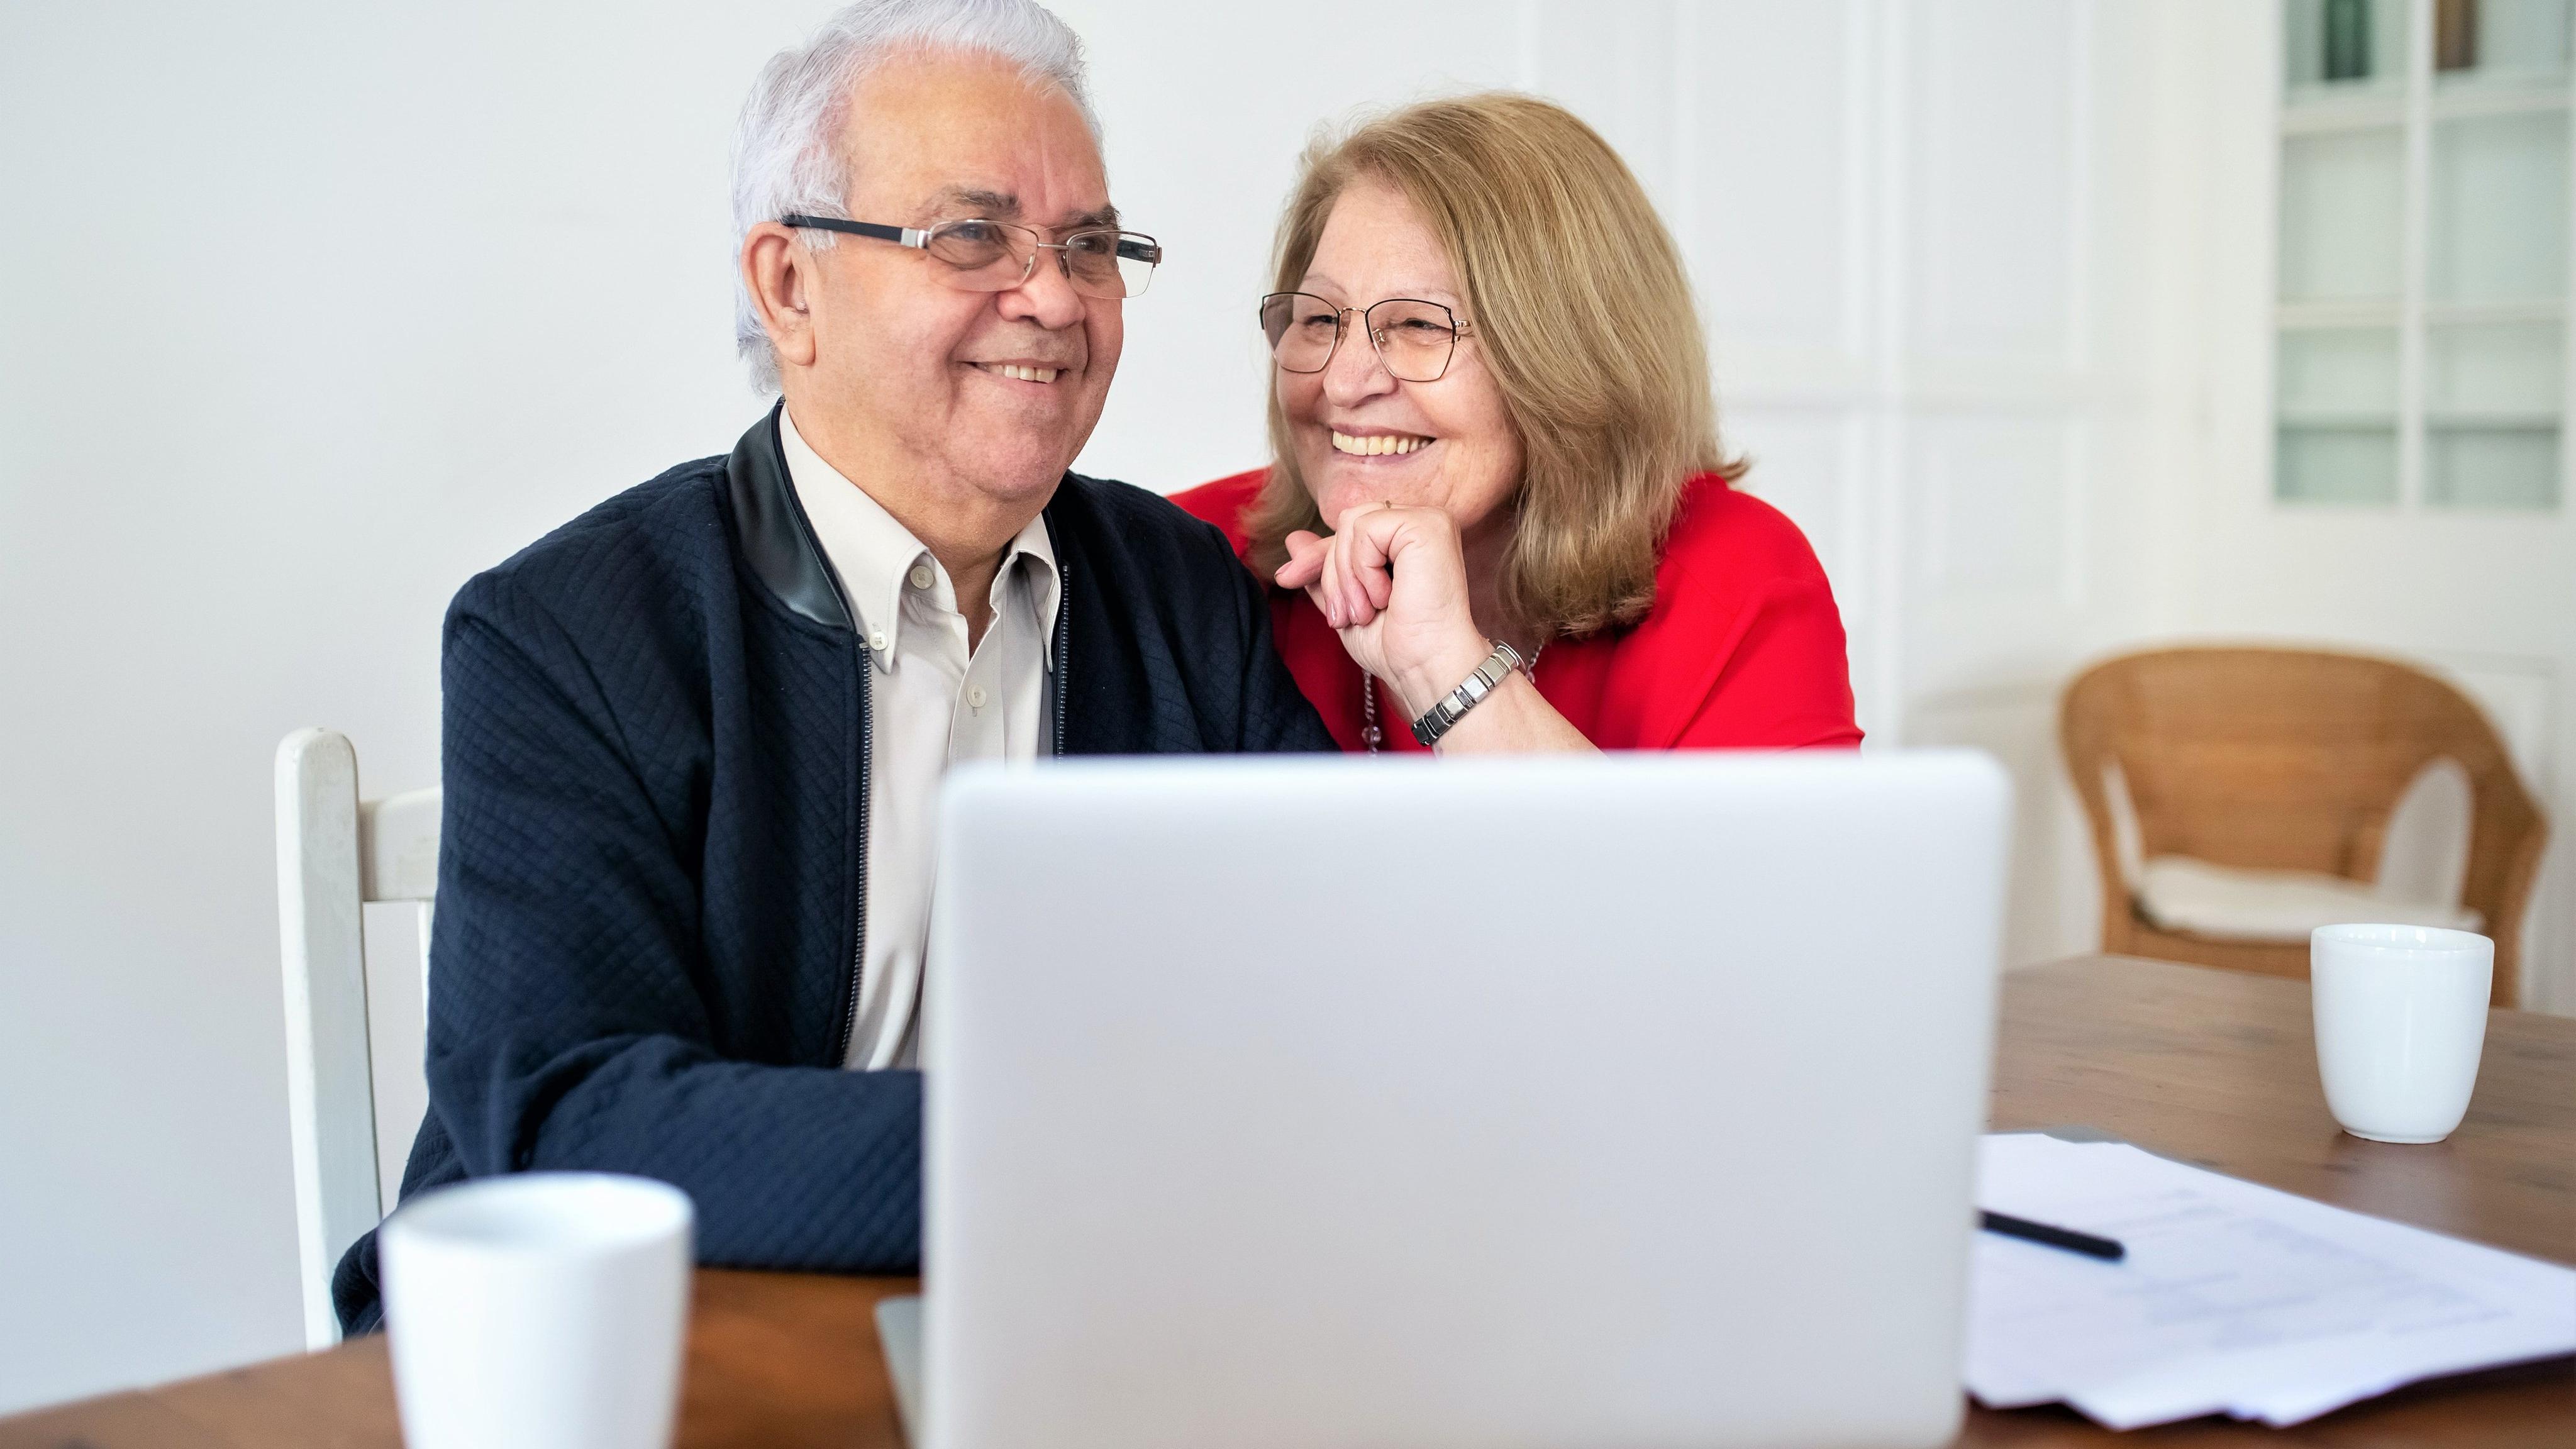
[1980,1210,2126,1261]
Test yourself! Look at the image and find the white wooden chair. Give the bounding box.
[273,728,439,1348]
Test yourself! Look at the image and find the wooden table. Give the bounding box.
[8,956,2570,1448]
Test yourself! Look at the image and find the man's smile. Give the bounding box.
[967,360,1073,385]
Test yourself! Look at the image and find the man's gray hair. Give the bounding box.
[730,0,1102,394]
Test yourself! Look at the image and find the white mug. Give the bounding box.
[382,1172,694,1449]
[2310,924,2494,1145]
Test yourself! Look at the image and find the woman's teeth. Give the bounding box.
[1331,431,1431,457]
[989,364,1058,382]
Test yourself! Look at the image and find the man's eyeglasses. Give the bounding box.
[1259,292,1473,383]
[781,214,1161,299]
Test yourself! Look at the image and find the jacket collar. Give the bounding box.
[726,402,854,631]
[725,402,1074,652]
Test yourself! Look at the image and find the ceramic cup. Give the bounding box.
[382,1172,694,1449]
[2310,924,2494,1145]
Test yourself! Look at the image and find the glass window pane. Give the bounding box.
[2287,0,2414,97]
[2279,327,2401,414]
[2277,425,2401,502]
[2427,319,2565,413]
[2426,425,2562,506]
[2428,111,2570,303]
[2436,0,2573,89]
[2280,128,2406,303]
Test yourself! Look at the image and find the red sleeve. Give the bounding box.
[1601,480,1863,750]
[1666,575,1864,749]
[1167,469,1267,562]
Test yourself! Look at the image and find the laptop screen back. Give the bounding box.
[927,752,2009,1449]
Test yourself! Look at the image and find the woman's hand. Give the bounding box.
[1275,504,1491,718]
[1277,503,1596,755]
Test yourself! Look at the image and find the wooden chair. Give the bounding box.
[2060,648,2545,1005]
[273,728,438,1348]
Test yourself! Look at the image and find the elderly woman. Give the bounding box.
[1177,94,1860,753]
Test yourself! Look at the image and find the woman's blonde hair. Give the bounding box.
[1247,91,1740,638]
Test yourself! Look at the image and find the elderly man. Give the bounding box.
[333,0,1330,1333]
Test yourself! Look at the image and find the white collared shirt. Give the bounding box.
[779,408,1060,1070]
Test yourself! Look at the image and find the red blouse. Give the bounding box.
[1172,470,1864,752]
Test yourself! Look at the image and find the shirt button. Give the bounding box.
[869,630,889,652]
[909,564,934,591]
[967,686,988,710]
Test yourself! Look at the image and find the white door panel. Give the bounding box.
[2182,1,2574,1009]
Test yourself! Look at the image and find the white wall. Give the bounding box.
[0,1,814,1409]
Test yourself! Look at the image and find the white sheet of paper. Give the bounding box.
[1967,1134,2576,1429]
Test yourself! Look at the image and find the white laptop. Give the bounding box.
[908,751,2011,1449]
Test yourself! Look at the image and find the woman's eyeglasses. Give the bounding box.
[1259,292,1472,383]
[780,214,1162,299]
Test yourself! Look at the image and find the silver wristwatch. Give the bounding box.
[1410,640,1528,748]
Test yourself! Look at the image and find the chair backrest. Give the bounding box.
[2060,647,2546,1000]
[274,728,438,1349]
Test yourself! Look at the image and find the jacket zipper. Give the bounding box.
[833,636,872,1066]
[1053,560,1070,758]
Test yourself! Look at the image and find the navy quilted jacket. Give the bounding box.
[334,408,1333,1332]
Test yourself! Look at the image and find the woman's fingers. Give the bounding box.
[1290,502,1484,709]
[1335,525,1379,627]
[1325,528,1353,626]
[1330,507,1392,625]
[1319,528,1360,624]
[1278,523,1386,623]
[1350,518,1397,611]
[1327,533,1364,629]
[1288,504,1443,631]
[1275,530,1328,590]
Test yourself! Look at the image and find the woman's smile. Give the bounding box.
[1328,428,1436,458]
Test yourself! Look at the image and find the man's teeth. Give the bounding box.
[990,364,1059,383]
[1330,431,1431,457]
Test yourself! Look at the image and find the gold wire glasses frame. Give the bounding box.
[1258,292,1474,383]
[781,214,1162,299]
